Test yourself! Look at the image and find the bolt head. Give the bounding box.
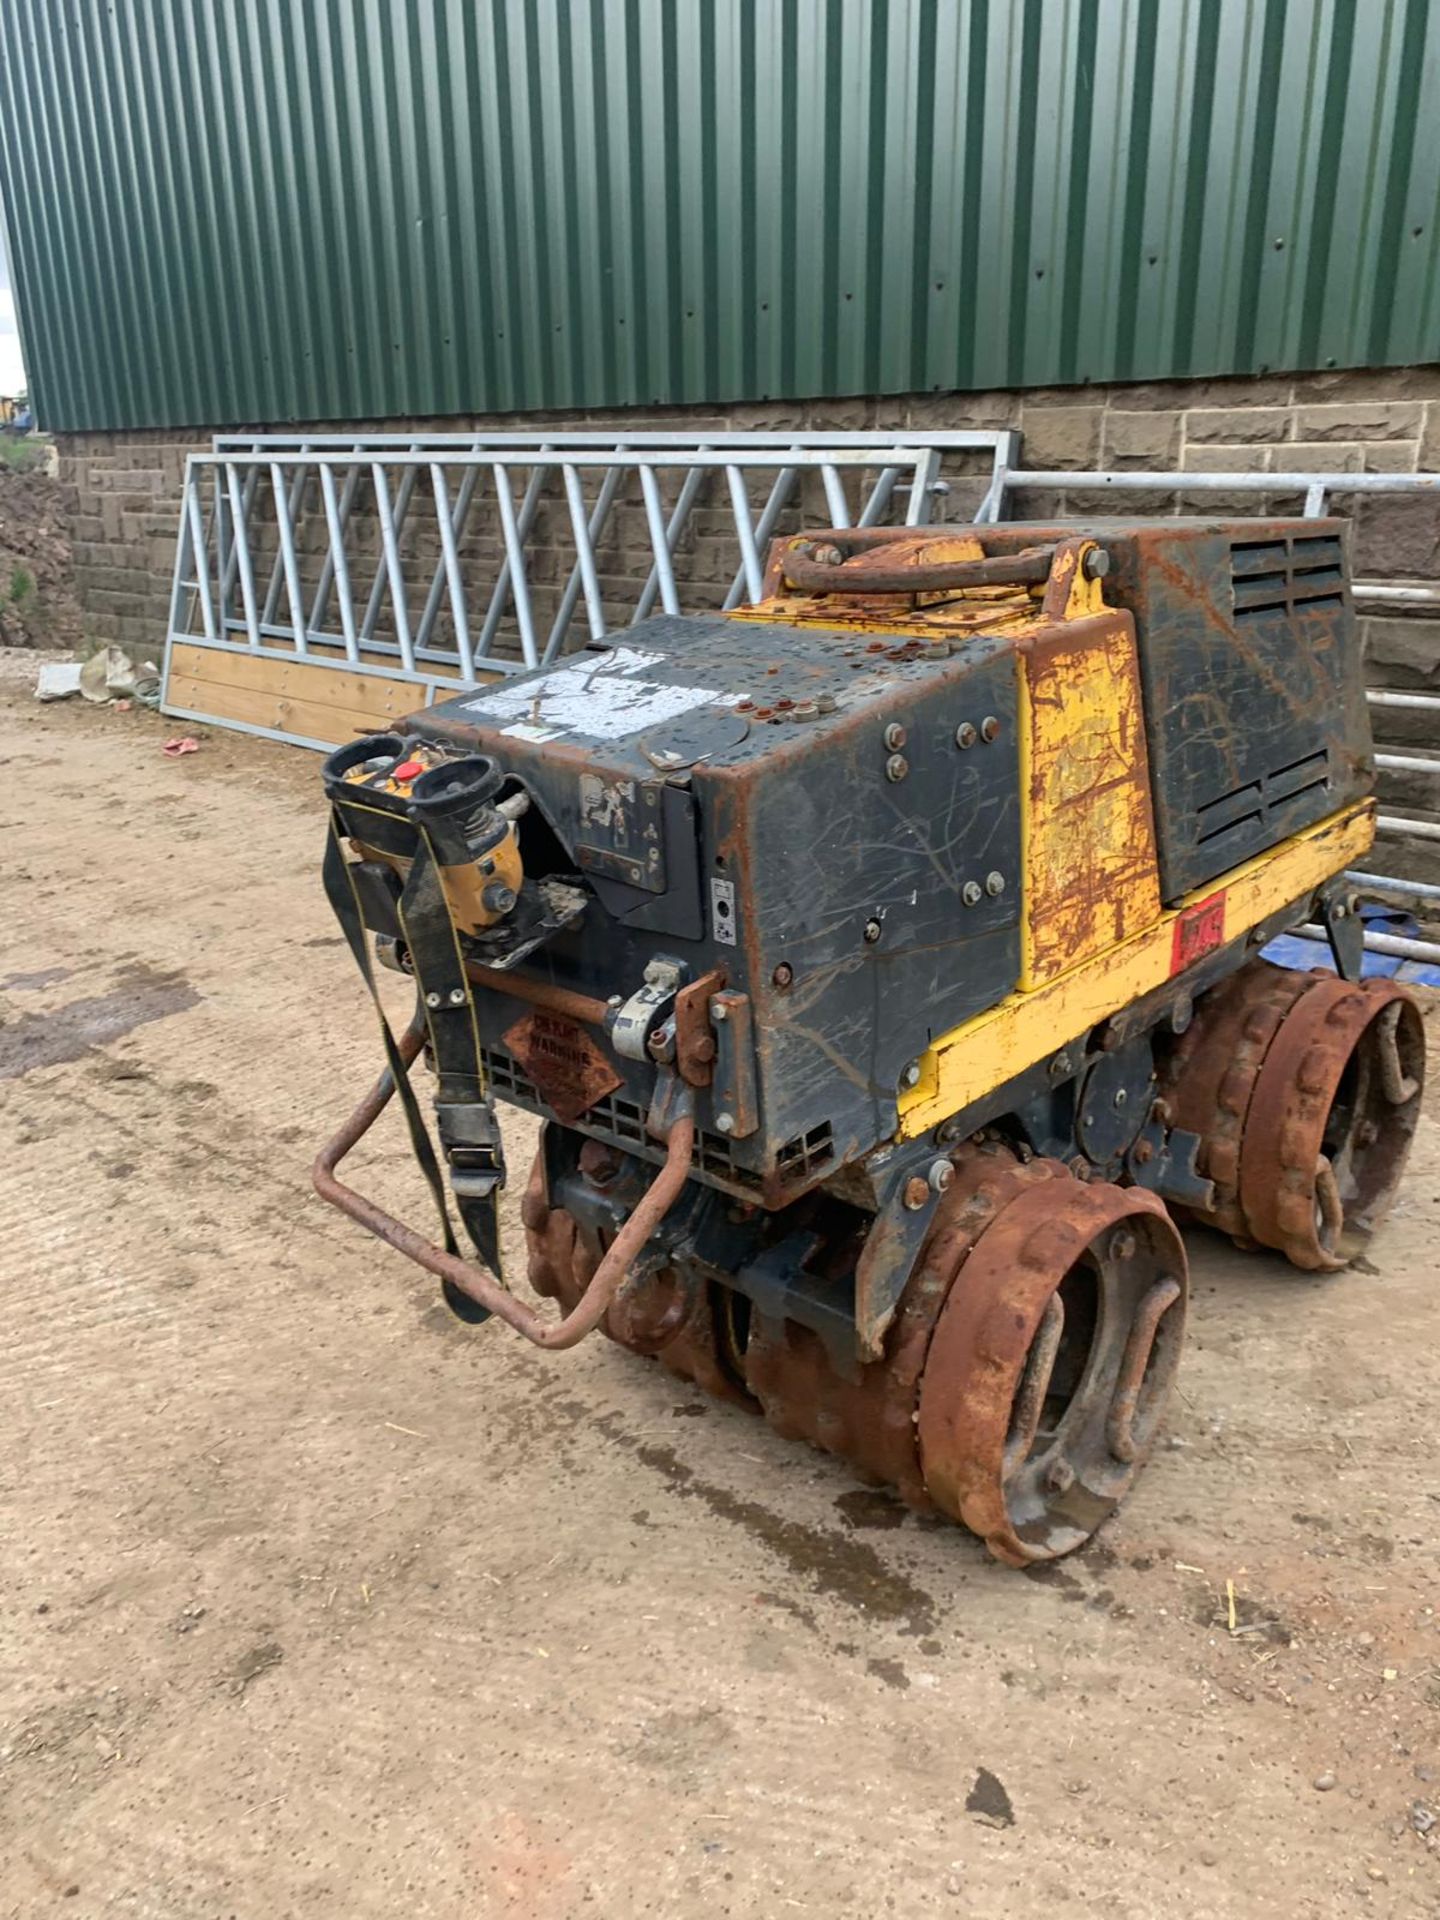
[985,870,1005,897]
[449,987,467,1005]
[1170,993,1194,1035]
[901,1060,922,1089]
[902,1176,930,1211]
[1111,1229,1137,1262]
[1044,1454,1076,1493]
[885,753,908,782]
[863,916,883,944]
[955,722,977,749]
[425,991,442,1008]
[1113,1087,1127,1107]
[712,1001,729,1022]
[772,962,794,988]
[1083,547,1111,580]
[962,880,983,907]
[715,1111,735,1134]
[883,722,907,751]
[928,1158,955,1194]
[980,715,1000,742]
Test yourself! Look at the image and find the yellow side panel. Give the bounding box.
[897,800,1376,1139]
[1019,614,1162,988]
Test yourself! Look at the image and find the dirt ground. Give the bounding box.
[2,651,1439,1920]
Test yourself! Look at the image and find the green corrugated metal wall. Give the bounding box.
[1,0,1437,432]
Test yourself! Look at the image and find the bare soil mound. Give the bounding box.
[0,454,86,649]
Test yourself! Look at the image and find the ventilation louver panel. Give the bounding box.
[1230,533,1346,622]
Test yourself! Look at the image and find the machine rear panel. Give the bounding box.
[987,519,1373,901]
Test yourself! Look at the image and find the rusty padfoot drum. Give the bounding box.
[524,1141,1189,1564]
[1162,960,1425,1270]
[522,1143,758,1408]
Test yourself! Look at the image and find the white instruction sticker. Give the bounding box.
[711,876,737,946]
[461,646,736,744]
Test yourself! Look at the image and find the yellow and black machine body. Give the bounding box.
[315,520,1426,1564]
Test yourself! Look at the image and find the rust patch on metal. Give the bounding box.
[916,1177,1187,1566]
[468,964,610,1030]
[522,1131,1192,1567]
[521,1149,757,1408]
[747,1146,1055,1512]
[1159,957,1321,1236]
[314,1022,697,1351]
[1160,959,1425,1269]
[1237,976,1426,1270]
[502,1009,622,1124]
[672,968,725,1087]
[778,534,1056,597]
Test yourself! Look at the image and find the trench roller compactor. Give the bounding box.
[313,520,1425,1564]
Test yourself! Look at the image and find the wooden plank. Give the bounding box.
[170,642,429,712]
[165,671,383,747]
[164,642,504,748]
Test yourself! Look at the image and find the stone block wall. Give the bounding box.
[54,364,1440,652]
[55,363,1440,881]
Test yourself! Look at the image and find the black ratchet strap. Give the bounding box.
[395,824,507,1276]
[322,813,500,1320]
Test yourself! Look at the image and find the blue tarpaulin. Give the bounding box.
[1262,903,1440,989]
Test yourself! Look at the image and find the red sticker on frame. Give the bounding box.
[1171,891,1227,974]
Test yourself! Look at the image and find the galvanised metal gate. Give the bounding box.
[162,428,1018,746]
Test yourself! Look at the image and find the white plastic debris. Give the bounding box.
[35,660,83,701]
[79,646,137,703]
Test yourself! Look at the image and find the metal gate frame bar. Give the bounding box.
[212,428,1017,530]
[165,429,1017,693]
[993,461,1440,962]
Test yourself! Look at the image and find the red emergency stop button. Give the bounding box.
[393,758,424,781]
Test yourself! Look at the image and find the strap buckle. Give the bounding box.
[435,1100,506,1200]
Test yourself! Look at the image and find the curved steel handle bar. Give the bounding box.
[312,1017,696,1350]
[780,539,1057,596]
